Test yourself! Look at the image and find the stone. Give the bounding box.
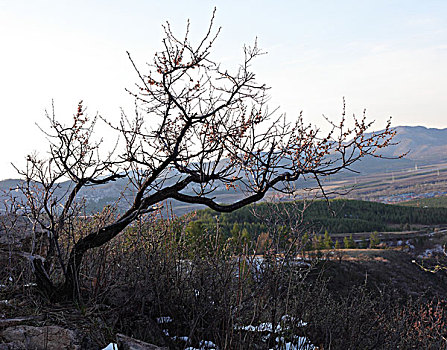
[0,343,21,350]
[0,325,81,350]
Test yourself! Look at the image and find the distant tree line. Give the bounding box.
[188,199,447,248]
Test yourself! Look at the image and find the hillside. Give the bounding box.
[347,125,447,174]
[190,199,447,240]
[380,126,447,161]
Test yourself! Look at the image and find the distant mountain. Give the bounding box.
[342,126,447,175]
[375,126,447,161]
[1,125,446,215]
[0,175,243,216]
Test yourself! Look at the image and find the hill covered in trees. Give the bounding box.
[189,199,447,240]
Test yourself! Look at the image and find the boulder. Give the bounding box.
[0,343,21,350]
[0,325,81,350]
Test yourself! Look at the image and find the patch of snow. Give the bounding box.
[405,240,415,249]
[184,340,217,350]
[235,315,307,333]
[175,337,218,349]
[173,335,191,343]
[418,244,444,258]
[261,334,270,342]
[287,260,311,267]
[281,314,307,327]
[235,322,281,332]
[156,316,173,324]
[270,336,315,350]
[199,340,216,348]
[101,343,118,350]
[185,345,216,350]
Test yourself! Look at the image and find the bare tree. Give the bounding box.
[15,10,395,300]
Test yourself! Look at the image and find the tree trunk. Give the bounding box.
[32,241,87,301]
[57,222,127,300]
[32,258,58,300]
[59,244,87,301]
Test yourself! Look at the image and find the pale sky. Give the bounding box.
[1,0,447,180]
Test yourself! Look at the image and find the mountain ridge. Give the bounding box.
[369,125,447,161]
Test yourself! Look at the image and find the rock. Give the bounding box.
[0,325,81,350]
[0,316,45,328]
[0,343,21,350]
[116,333,169,350]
